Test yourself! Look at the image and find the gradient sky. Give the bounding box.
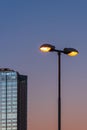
[0,0,87,130]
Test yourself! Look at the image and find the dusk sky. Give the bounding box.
[0,0,87,130]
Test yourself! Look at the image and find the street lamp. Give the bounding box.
[39,43,79,130]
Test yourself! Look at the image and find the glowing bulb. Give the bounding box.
[68,51,78,56]
[64,48,79,56]
[40,44,55,52]
[40,46,52,52]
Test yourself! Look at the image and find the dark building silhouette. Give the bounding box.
[0,68,27,130]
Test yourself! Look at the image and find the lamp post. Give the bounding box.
[39,44,79,130]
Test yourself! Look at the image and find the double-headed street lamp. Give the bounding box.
[39,44,79,130]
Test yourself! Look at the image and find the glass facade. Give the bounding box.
[0,69,27,130]
[0,71,17,130]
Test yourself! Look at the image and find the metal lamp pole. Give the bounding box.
[39,44,79,130]
[58,52,61,130]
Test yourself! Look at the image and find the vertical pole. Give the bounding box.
[6,74,7,130]
[58,52,61,130]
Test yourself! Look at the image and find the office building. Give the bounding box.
[0,68,27,130]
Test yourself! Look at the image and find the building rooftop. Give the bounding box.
[0,68,14,72]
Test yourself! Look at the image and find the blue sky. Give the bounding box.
[0,0,87,130]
